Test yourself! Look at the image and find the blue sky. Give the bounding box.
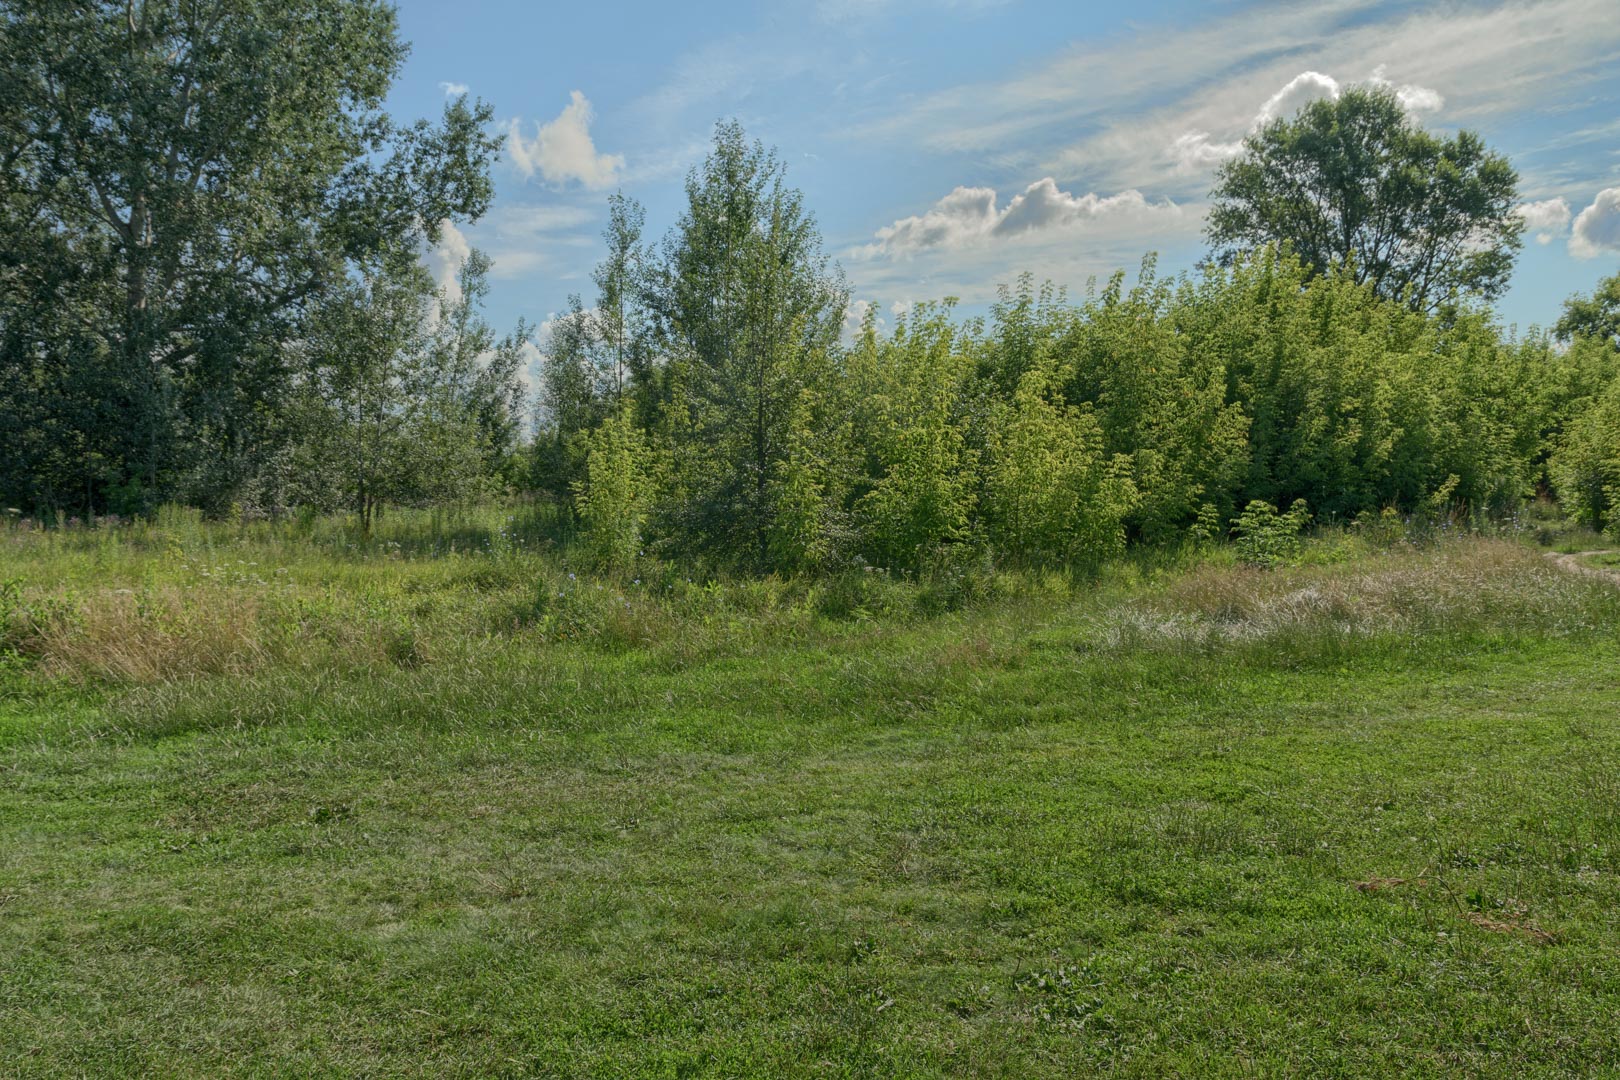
[392,0,1620,363]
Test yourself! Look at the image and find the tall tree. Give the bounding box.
[652,120,848,568]
[591,192,650,407]
[0,0,500,514]
[1205,85,1522,312]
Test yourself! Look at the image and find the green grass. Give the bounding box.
[4,511,1620,1076]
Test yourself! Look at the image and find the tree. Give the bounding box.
[425,250,529,475]
[850,304,979,572]
[533,196,653,513]
[1555,272,1620,349]
[0,0,500,515]
[592,193,651,407]
[1205,85,1522,312]
[651,120,848,568]
[285,254,490,536]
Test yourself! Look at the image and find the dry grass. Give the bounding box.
[31,585,274,682]
[7,527,1616,689]
[1089,538,1618,651]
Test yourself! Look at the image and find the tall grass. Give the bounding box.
[5,504,1615,690]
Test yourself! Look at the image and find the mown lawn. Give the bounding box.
[3,528,1619,1076]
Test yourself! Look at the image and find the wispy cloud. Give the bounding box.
[439,81,469,98]
[854,0,1620,199]
[460,203,601,281]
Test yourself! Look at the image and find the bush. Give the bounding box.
[1232,499,1313,569]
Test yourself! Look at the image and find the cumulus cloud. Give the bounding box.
[507,91,624,188]
[422,219,473,307]
[1516,198,1573,244]
[857,179,1175,259]
[1170,71,1339,172]
[1366,65,1444,114]
[1571,188,1620,258]
[1168,67,1442,173]
[1256,70,1342,125]
[840,299,894,342]
[440,81,469,98]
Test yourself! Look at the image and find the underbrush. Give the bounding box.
[2,506,1615,690]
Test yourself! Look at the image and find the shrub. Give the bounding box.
[1232,499,1313,569]
[574,408,648,574]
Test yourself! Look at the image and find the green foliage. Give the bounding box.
[0,0,501,515]
[1062,260,1250,542]
[650,121,849,569]
[1206,85,1523,310]
[573,407,649,573]
[1551,376,1620,537]
[850,305,980,572]
[1232,498,1313,568]
[984,360,1137,566]
[1556,272,1620,349]
[768,386,851,573]
[281,254,495,535]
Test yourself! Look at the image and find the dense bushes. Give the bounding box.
[547,210,1618,574]
[1551,373,1620,538]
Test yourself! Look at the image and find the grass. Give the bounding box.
[4,508,1620,1076]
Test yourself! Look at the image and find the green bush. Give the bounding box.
[1232,499,1313,569]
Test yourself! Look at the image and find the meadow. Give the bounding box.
[2,507,1619,1077]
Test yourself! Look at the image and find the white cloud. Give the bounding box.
[1516,198,1573,244]
[842,298,892,341]
[423,219,473,307]
[1366,65,1444,115]
[1256,71,1342,125]
[514,339,543,396]
[1169,131,1245,171]
[1167,67,1444,174]
[1571,188,1620,258]
[440,81,469,98]
[859,0,1617,201]
[856,179,1176,259]
[507,91,624,188]
[1170,72,1340,172]
[459,203,600,281]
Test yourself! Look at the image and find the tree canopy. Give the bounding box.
[1205,85,1523,311]
[1555,271,1620,349]
[0,0,500,514]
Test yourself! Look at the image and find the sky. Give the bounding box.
[389,0,1620,372]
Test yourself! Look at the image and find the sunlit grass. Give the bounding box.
[3,509,1619,1075]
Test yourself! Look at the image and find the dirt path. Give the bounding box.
[1547,549,1620,586]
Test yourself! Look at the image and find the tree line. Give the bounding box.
[4,1,1619,566]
